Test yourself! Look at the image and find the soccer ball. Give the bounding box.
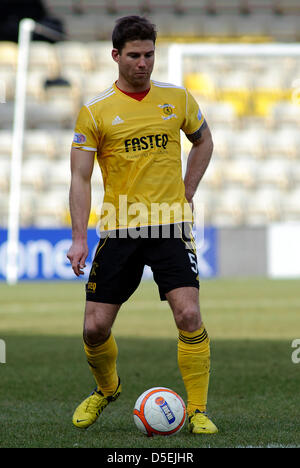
[133,387,186,437]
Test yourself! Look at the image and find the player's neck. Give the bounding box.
[115,78,151,94]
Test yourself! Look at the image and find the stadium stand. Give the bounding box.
[282,187,300,221]
[1,0,300,228]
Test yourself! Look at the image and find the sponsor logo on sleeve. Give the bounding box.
[73,133,87,144]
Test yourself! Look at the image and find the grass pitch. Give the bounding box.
[0,278,299,448]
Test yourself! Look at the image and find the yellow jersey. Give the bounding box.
[72,80,204,231]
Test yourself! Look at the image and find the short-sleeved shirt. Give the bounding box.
[72,80,204,231]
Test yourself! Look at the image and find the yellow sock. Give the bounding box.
[84,333,118,396]
[177,325,210,417]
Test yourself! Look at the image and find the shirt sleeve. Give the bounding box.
[181,89,205,136]
[71,105,98,152]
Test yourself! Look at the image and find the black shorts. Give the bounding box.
[85,223,199,304]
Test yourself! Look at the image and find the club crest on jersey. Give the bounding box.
[158,103,177,120]
[73,133,87,144]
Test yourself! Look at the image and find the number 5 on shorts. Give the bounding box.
[188,252,198,274]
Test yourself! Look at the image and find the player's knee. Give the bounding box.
[83,319,111,345]
[175,305,201,332]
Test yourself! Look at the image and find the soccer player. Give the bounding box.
[67,15,218,434]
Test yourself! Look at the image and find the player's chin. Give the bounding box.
[133,73,150,83]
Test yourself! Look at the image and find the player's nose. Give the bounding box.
[137,56,147,67]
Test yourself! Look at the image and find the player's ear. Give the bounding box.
[112,48,120,63]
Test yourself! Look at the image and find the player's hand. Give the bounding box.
[185,192,194,213]
[67,239,89,277]
[188,200,194,213]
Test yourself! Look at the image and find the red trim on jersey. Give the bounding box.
[116,84,150,101]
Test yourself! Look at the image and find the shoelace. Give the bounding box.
[189,410,207,422]
[85,392,107,413]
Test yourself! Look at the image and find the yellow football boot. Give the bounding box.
[72,378,121,429]
[188,409,218,434]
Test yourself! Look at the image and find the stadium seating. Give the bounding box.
[230,127,266,159]
[0,69,15,101]
[223,158,257,189]
[201,102,237,128]
[54,41,94,72]
[0,102,14,129]
[0,130,13,156]
[268,101,300,127]
[82,71,117,102]
[210,187,249,226]
[291,160,300,186]
[281,188,300,221]
[265,126,299,159]
[257,159,292,190]
[244,187,285,225]
[23,129,57,159]
[0,193,9,226]
[0,42,17,71]
[21,157,53,192]
[208,127,235,160]
[19,187,39,226]
[0,157,11,192]
[34,188,69,227]
[200,160,224,189]
[29,41,59,74]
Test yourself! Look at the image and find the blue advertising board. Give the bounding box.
[0,227,218,281]
[194,225,218,278]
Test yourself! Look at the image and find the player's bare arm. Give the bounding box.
[67,148,95,277]
[184,120,214,204]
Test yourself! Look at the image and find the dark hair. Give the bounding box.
[112,16,157,53]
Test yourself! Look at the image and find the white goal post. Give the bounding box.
[6,19,64,285]
[167,42,300,87]
[6,19,35,286]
